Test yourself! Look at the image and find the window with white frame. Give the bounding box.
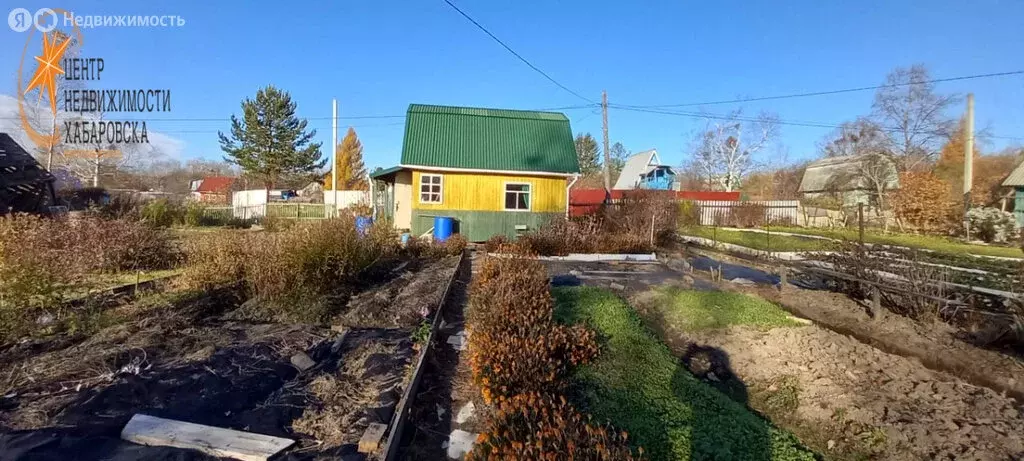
[504,183,531,211]
[420,174,442,203]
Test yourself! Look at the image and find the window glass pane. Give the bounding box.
[421,193,430,202]
[505,193,517,209]
[506,184,527,192]
[431,185,440,194]
[517,193,529,209]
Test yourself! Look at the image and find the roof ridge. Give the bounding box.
[407,104,569,121]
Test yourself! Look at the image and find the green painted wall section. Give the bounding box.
[410,209,561,242]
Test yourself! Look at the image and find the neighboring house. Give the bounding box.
[191,176,235,204]
[613,149,675,190]
[799,154,898,208]
[1001,162,1024,225]
[370,104,580,241]
[0,132,57,214]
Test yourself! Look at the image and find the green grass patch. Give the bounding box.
[680,226,833,253]
[553,287,815,461]
[767,226,1023,259]
[648,288,804,332]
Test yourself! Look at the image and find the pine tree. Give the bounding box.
[609,142,629,181]
[324,127,368,190]
[574,133,601,174]
[218,86,324,192]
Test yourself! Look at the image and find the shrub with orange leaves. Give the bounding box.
[468,392,643,460]
[467,255,599,403]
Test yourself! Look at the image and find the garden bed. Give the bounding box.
[663,248,1024,401]
[0,255,461,460]
[551,286,815,460]
[627,284,1024,460]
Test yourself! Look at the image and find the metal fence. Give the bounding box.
[693,200,800,226]
[204,203,329,221]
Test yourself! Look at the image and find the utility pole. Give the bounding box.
[963,93,974,239]
[601,91,611,193]
[332,99,338,218]
[963,93,974,211]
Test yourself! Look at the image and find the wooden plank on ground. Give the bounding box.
[120,414,294,461]
[359,423,388,453]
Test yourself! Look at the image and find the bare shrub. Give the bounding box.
[678,200,702,226]
[483,234,508,253]
[728,202,766,228]
[822,242,950,319]
[604,190,679,244]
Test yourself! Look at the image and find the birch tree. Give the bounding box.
[871,65,959,171]
[692,110,778,192]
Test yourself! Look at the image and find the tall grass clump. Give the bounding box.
[0,214,177,341]
[183,216,400,320]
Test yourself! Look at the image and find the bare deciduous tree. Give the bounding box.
[872,64,959,171]
[818,118,890,158]
[691,110,779,192]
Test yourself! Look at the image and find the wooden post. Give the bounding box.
[601,91,611,193]
[871,286,881,313]
[779,267,787,293]
[858,203,864,246]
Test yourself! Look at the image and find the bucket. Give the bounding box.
[400,233,411,246]
[355,216,373,236]
[433,216,455,242]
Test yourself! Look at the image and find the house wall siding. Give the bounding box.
[411,170,566,212]
[406,170,567,241]
[410,209,561,242]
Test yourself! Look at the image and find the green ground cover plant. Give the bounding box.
[552,287,815,461]
[644,288,804,331]
[767,226,1023,259]
[680,226,833,253]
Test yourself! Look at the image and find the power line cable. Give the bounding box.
[619,70,1024,109]
[0,105,596,123]
[441,0,596,104]
[608,104,1024,141]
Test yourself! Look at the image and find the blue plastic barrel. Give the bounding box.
[356,216,373,236]
[433,216,455,242]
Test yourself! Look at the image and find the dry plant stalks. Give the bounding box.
[514,190,679,256]
[1,214,177,342]
[824,242,951,319]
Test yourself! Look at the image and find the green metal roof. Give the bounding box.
[369,166,404,179]
[400,104,580,174]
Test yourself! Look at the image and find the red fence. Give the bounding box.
[568,189,740,217]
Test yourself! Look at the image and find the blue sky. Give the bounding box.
[3,0,1022,171]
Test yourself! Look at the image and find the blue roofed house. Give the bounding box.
[612,149,675,190]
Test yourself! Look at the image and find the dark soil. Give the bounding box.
[397,251,486,460]
[0,256,463,461]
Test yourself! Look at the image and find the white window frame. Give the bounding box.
[503,182,532,212]
[419,174,443,204]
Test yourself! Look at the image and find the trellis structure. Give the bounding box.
[0,133,57,215]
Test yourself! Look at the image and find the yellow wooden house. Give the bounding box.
[369,104,580,241]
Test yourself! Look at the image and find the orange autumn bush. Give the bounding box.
[467,255,598,404]
[468,393,642,461]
